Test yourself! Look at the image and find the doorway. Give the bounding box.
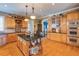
[42,19,48,36]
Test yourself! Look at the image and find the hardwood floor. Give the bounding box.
[0,42,23,56]
[42,39,79,56]
[0,38,79,56]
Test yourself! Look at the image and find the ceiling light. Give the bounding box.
[30,16,36,19]
[30,7,36,19]
[24,18,29,21]
[24,5,29,21]
[24,5,36,20]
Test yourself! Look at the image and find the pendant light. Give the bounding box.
[24,5,29,21]
[30,7,36,19]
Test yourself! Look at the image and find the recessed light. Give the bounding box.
[4,5,7,7]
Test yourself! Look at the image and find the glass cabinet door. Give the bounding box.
[51,17,60,33]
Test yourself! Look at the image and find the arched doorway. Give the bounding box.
[42,19,48,35]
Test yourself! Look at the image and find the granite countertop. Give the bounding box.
[0,29,15,35]
[0,32,16,35]
[0,32,6,35]
[18,34,31,41]
[47,32,67,34]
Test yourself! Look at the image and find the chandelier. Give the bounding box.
[30,6,36,19]
[24,5,36,21]
[24,5,29,21]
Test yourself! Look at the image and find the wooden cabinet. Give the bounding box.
[17,36,29,56]
[0,35,6,46]
[22,20,28,28]
[6,34,17,43]
[61,34,67,43]
[60,15,67,34]
[47,33,67,43]
[67,11,79,21]
[22,40,29,55]
[19,38,23,51]
[21,20,28,32]
[47,33,60,42]
[17,38,20,48]
[5,16,15,28]
[0,35,7,46]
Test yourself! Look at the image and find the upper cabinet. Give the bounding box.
[22,20,28,28]
[60,15,67,34]
[5,16,15,29]
[47,10,79,34]
[67,11,79,21]
[51,16,60,33]
[5,16,28,30]
[21,20,28,32]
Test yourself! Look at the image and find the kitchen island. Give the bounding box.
[17,34,42,56]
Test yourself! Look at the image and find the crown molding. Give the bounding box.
[41,7,79,19]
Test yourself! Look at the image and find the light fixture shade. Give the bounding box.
[30,16,36,19]
[24,18,29,21]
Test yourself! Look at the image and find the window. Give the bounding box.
[0,16,4,31]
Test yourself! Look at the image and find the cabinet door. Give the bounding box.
[47,33,67,43]
[60,16,67,34]
[20,38,23,51]
[0,38,3,46]
[49,33,61,42]
[7,34,17,43]
[67,12,79,21]
[0,36,6,46]
[5,17,15,28]
[17,38,20,48]
[22,40,29,56]
[61,34,67,43]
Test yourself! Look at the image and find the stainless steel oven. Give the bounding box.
[67,37,79,46]
[68,21,79,37]
[68,30,77,37]
[67,20,79,46]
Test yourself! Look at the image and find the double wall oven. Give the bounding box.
[67,20,79,46]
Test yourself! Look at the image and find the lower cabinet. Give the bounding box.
[47,33,67,43]
[22,40,29,55]
[6,34,17,43]
[17,36,29,56]
[0,35,6,46]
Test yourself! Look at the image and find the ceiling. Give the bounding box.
[0,3,79,18]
